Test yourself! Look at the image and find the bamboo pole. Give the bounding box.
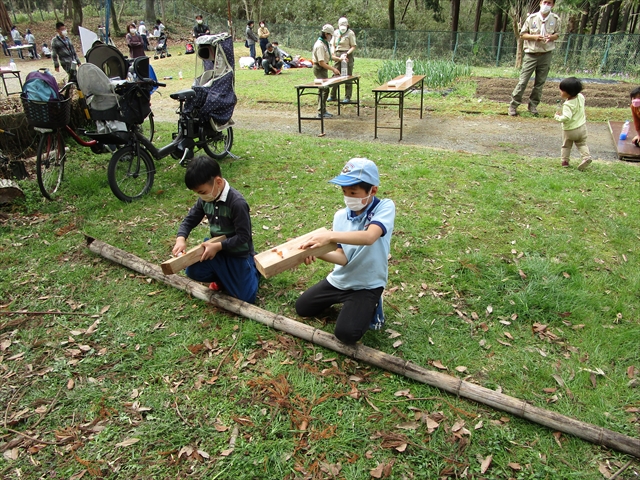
[85,236,640,459]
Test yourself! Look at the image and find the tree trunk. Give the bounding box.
[71,0,82,34]
[473,0,484,43]
[23,0,33,22]
[492,11,502,55]
[388,0,395,30]
[145,0,154,24]
[0,1,12,34]
[598,3,610,34]
[620,2,630,32]
[450,0,460,50]
[578,1,589,34]
[608,0,621,32]
[85,236,640,461]
[110,0,120,35]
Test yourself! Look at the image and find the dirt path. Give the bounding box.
[228,104,621,162]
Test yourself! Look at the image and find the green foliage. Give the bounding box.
[377,59,472,87]
[0,122,639,478]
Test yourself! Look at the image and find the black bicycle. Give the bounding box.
[106,82,233,202]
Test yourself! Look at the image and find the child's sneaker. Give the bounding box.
[369,296,384,330]
[578,158,592,171]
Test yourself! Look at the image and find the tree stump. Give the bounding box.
[0,178,24,204]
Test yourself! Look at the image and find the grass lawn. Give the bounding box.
[0,44,639,478]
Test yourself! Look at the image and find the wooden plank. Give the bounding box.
[372,75,425,92]
[608,120,640,161]
[254,227,338,279]
[160,235,226,275]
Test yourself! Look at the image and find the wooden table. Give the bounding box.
[0,69,22,96]
[373,74,425,141]
[295,75,360,134]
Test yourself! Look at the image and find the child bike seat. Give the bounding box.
[170,89,196,101]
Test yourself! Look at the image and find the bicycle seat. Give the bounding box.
[170,89,196,101]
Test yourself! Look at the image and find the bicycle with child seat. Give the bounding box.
[106,80,234,203]
[23,70,155,200]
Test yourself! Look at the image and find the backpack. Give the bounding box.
[22,70,61,102]
[185,43,194,54]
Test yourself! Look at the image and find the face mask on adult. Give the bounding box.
[130,28,136,34]
[344,194,371,212]
[339,26,347,34]
[197,20,203,24]
[61,29,68,37]
[540,4,552,14]
[632,99,640,108]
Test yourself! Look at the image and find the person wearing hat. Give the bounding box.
[245,20,259,60]
[262,43,283,75]
[295,158,396,343]
[328,17,357,103]
[312,24,342,118]
[138,21,149,51]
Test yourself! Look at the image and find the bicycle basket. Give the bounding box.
[116,83,151,125]
[20,95,72,129]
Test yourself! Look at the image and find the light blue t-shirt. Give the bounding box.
[327,197,395,290]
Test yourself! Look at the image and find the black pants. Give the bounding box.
[295,279,383,344]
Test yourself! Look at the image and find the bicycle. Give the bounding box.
[106,82,234,202]
[22,74,155,200]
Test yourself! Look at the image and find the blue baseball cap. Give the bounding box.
[329,158,380,186]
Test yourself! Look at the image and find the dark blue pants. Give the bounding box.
[185,252,260,304]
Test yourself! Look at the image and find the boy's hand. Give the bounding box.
[302,255,317,265]
[300,231,332,250]
[200,241,221,261]
[172,237,187,256]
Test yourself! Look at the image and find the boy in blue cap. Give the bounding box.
[296,158,395,344]
[172,156,260,304]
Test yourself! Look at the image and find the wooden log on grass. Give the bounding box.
[85,235,640,459]
[160,235,226,275]
[254,227,338,279]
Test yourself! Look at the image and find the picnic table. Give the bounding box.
[295,75,360,135]
[372,74,425,141]
[7,45,32,60]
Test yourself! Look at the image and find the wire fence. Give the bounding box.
[110,0,640,77]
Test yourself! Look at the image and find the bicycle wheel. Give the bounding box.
[139,113,155,143]
[107,146,155,202]
[203,127,233,160]
[36,130,65,200]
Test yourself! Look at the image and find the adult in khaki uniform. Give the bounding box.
[509,0,560,116]
[312,24,341,118]
[328,17,357,103]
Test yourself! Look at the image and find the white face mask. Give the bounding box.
[199,183,218,203]
[61,29,68,37]
[344,194,371,212]
[197,20,203,24]
[540,4,552,14]
[130,28,136,34]
[339,26,347,34]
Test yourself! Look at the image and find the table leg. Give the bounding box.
[1,76,8,96]
[356,78,360,116]
[374,92,378,139]
[297,87,302,133]
[337,85,341,116]
[319,88,325,134]
[419,78,424,119]
[399,92,404,141]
